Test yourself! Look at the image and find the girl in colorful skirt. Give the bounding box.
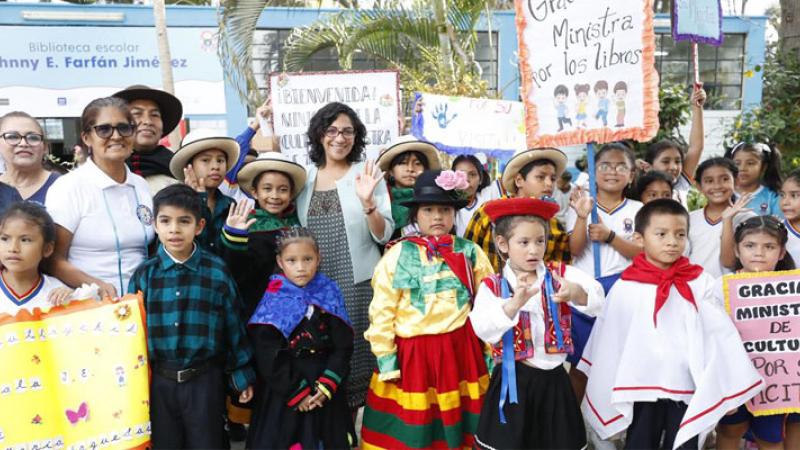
[246,227,356,449]
[470,197,604,449]
[362,170,494,449]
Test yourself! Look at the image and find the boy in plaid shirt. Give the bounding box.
[128,184,255,449]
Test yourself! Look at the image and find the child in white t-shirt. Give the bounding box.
[779,169,800,264]
[0,202,72,316]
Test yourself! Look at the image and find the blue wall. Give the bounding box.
[0,3,767,134]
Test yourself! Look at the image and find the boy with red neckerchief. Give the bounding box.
[578,199,763,449]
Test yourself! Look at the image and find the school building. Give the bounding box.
[0,3,768,162]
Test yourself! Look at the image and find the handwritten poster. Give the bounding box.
[515,0,659,147]
[672,0,724,45]
[410,92,525,157]
[0,296,151,449]
[269,70,401,165]
[724,271,800,416]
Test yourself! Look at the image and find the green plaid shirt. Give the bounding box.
[463,195,571,272]
[128,245,255,391]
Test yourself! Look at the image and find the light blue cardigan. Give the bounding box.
[296,162,395,284]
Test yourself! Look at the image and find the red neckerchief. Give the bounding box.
[620,254,703,326]
[405,235,474,296]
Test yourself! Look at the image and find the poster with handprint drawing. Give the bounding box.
[411,92,526,158]
[515,0,659,147]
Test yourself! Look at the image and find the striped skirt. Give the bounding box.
[362,321,489,449]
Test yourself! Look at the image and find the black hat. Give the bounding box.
[112,85,183,137]
[400,170,469,209]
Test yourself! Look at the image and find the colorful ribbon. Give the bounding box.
[498,277,518,424]
[544,270,566,351]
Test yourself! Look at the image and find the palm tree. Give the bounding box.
[217,0,492,107]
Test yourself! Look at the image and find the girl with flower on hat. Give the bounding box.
[469,197,604,449]
[362,169,494,450]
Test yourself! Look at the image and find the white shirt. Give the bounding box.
[551,183,574,227]
[470,263,604,370]
[566,199,643,277]
[687,208,754,279]
[0,274,65,316]
[785,220,800,267]
[455,180,502,237]
[45,159,155,295]
[673,173,692,208]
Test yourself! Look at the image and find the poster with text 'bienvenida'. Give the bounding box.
[0,295,150,450]
[515,0,660,148]
[270,70,400,166]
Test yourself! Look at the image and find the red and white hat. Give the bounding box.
[483,197,559,223]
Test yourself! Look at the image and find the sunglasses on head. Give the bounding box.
[92,123,136,139]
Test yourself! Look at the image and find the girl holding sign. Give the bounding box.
[715,215,799,450]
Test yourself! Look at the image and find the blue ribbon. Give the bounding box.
[544,270,566,351]
[498,277,518,424]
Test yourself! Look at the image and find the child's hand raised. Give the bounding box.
[226,200,256,231]
[551,272,588,306]
[691,85,707,108]
[722,192,753,221]
[570,188,594,219]
[238,385,253,404]
[183,164,206,193]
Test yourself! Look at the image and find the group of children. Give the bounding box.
[2,89,800,450]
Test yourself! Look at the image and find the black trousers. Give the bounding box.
[625,400,699,450]
[150,366,228,449]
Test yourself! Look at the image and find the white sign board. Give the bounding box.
[411,92,525,158]
[270,70,400,165]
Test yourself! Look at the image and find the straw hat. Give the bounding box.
[237,152,307,199]
[169,129,240,181]
[376,135,441,171]
[501,148,568,195]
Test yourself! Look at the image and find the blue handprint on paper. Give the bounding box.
[431,103,458,129]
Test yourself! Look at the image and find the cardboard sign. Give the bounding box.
[514,0,659,147]
[270,70,401,165]
[0,296,151,449]
[410,92,525,158]
[723,270,800,416]
[672,0,724,46]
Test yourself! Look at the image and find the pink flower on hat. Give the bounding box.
[435,170,469,191]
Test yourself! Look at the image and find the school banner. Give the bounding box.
[514,0,659,147]
[410,92,525,158]
[269,70,401,165]
[724,271,800,416]
[0,295,151,449]
[672,0,724,45]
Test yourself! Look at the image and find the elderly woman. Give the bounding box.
[0,111,60,204]
[296,102,394,409]
[46,97,154,299]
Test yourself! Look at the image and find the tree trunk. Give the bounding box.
[153,0,182,149]
[780,0,800,57]
[432,0,455,81]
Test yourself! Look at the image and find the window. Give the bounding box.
[654,33,746,110]
[251,29,499,101]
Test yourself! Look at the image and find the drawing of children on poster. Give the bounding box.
[554,85,572,131]
[594,81,610,127]
[614,81,628,127]
[574,84,590,128]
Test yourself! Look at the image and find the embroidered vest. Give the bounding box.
[484,262,574,364]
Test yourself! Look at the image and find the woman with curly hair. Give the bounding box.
[296,102,394,410]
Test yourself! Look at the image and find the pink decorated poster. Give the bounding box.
[723,270,800,416]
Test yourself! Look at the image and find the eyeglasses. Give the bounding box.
[1,132,44,146]
[597,163,631,174]
[324,127,355,139]
[92,123,136,139]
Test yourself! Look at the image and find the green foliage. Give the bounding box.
[724,47,800,168]
[632,81,692,157]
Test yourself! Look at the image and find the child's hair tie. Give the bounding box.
[731,141,771,156]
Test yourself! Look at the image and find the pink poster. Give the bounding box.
[723,270,800,416]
